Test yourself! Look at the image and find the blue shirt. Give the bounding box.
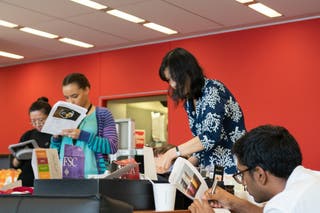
[184,78,246,174]
[50,107,118,177]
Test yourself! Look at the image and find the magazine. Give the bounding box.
[169,157,208,200]
[41,101,87,135]
[8,139,39,160]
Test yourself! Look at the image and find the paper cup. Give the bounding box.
[152,183,176,211]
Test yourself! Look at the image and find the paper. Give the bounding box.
[32,148,62,179]
[143,146,158,181]
[169,157,208,200]
[8,139,39,160]
[41,101,87,135]
[213,208,231,213]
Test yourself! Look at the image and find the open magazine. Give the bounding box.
[169,157,208,200]
[41,101,87,135]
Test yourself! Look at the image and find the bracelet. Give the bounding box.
[175,146,181,157]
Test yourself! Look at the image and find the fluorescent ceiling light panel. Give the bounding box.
[235,0,254,3]
[20,27,59,39]
[70,0,107,10]
[143,23,178,35]
[249,3,282,17]
[59,38,94,48]
[0,20,18,28]
[107,9,145,23]
[0,51,24,59]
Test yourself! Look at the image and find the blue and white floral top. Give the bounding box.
[184,78,246,174]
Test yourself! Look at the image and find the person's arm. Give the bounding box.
[189,199,214,213]
[77,108,118,154]
[203,187,263,213]
[157,85,227,173]
[157,136,203,173]
[11,130,33,168]
[12,157,20,167]
[50,135,62,152]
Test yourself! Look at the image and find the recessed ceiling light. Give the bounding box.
[235,0,254,3]
[70,0,107,10]
[107,9,145,23]
[19,27,59,39]
[0,51,24,59]
[0,20,18,28]
[249,3,282,17]
[59,38,94,48]
[143,23,178,35]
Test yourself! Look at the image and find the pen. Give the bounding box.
[211,179,218,194]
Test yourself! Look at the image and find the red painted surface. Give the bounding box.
[1,18,319,170]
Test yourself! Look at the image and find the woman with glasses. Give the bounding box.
[11,97,52,186]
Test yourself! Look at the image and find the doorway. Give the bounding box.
[101,91,168,148]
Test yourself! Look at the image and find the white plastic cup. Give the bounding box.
[152,183,176,211]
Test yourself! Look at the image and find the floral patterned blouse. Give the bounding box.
[184,78,246,174]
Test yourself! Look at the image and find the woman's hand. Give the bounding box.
[12,157,20,167]
[155,147,177,174]
[61,129,81,139]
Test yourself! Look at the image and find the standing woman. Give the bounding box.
[11,97,52,186]
[50,73,118,177]
[157,48,246,174]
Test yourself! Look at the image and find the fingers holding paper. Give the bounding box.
[188,187,233,213]
[61,129,81,139]
[188,199,214,213]
[155,148,176,174]
[203,186,239,209]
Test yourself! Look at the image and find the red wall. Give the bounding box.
[1,18,319,170]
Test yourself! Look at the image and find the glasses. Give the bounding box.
[30,118,46,126]
[232,167,252,184]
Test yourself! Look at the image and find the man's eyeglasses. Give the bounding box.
[232,167,252,184]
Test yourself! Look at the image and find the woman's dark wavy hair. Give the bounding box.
[29,96,51,115]
[62,72,91,89]
[232,125,302,179]
[159,48,205,104]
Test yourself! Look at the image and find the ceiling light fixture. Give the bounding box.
[69,0,178,36]
[70,0,107,10]
[143,23,178,35]
[235,0,254,3]
[59,38,94,48]
[249,3,282,17]
[19,27,59,39]
[0,20,18,28]
[0,51,24,59]
[107,9,145,23]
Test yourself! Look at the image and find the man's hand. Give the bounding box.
[188,199,214,213]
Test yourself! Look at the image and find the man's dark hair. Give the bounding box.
[159,48,205,103]
[232,125,302,179]
[62,72,91,89]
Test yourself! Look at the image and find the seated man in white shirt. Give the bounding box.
[188,124,320,213]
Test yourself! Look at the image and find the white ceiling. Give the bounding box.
[1,0,319,67]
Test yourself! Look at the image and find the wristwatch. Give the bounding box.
[175,146,181,157]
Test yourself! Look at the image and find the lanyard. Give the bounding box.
[72,103,92,145]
